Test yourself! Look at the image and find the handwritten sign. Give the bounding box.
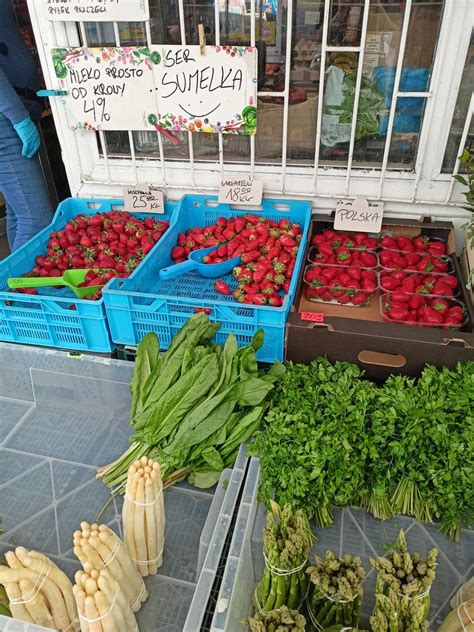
[45,0,149,21]
[151,45,258,135]
[123,184,164,214]
[218,178,263,205]
[334,198,384,233]
[51,47,157,130]
[52,45,258,135]
[301,312,325,323]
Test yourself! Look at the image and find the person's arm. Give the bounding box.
[0,64,28,124]
[0,65,40,158]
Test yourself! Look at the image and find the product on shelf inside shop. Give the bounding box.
[242,605,306,631]
[0,548,79,630]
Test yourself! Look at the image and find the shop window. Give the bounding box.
[442,30,474,174]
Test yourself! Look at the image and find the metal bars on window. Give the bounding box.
[27,0,474,212]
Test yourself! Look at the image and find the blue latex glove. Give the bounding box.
[13,115,40,158]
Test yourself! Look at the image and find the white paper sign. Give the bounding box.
[123,185,165,214]
[45,0,149,21]
[52,47,157,131]
[334,198,384,233]
[152,45,258,135]
[218,178,263,205]
[51,45,258,135]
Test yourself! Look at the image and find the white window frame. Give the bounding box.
[28,0,473,224]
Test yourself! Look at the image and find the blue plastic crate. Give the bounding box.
[103,195,312,362]
[0,197,176,353]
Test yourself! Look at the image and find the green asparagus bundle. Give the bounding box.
[242,606,306,631]
[306,551,365,630]
[369,530,438,632]
[254,501,315,613]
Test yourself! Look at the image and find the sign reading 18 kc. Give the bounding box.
[45,0,149,21]
[51,45,257,135]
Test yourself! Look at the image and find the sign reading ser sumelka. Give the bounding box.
[52,45,258,135]
[45,0,149,21]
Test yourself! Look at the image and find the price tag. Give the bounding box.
[218,178,263,205]
[334,197,384,233]
[301,312,325,323]
[123,184,165,214]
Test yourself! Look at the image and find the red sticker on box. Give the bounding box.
[301,311,325,323]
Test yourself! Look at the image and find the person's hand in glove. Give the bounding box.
[13,115,40,158]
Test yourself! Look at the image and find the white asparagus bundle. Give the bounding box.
[73,566,138,632]
[437,598,474,632]
[0,547,79,631]
[450,577,474,609]
[73,522,147,612]
[122,456,166,577]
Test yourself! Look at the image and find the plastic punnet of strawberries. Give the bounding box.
[380,270,459,298]
[16,211,169,301]
[382,292,466,329]
[304,263,377,307]
[170,214,302,307]
[379,234,452,273]
[309,230,378,268]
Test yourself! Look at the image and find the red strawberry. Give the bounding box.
[391,255,408,269]
[396,236,415,253]
[433,258,449,273]
[338,274,352,287]
[341,237,355,249]
[352,292,368,306]
[385,305,410,321]
[440,275,458,289]
[283,279,291,294]
[444,305,464,325]
[318,242,335,257]
[214,280,230,295]
[431,298,449,314]
[362,279,377,293]
[268,295,283,307]
[381,236,397,250]
[319,290,333,301]
[418,259,434,273]
[428,241,447,256]
[381,276,400,291]
[363,237,378,251]
[311,234,327,246]
[353,232,368,245]
[405,252,421,266]
[337,293,353,305]
[433,280,454,297]
[409,294,426,310]
[380,251,394,267]
[413,235,430,252]
[328,279,345,297]
[347,266,362,281]
[420,307,443,325]
[391,291,410,303]
[408,310,418,322]
[321,267,338,281]
[360,252,377,267]
[248,293,267,305]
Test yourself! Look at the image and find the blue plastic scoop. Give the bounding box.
[159,244,240,281]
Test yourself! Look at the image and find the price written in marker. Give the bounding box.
[301,312,325,323]
[123,184,165,214]
[334,197,384,233]
[218,178,263,205]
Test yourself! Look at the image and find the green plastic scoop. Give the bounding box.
[7,269,101,298]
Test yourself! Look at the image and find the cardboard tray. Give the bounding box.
[286,215,474,379]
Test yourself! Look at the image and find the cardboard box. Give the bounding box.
[286,215,474,379]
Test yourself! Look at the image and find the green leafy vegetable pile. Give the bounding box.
[98,312,283,492]
[250,358,474,540]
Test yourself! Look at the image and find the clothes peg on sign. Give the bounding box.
[37,89,68,97]
[198,23,206,55]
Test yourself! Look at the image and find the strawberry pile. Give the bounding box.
[380,234,447,255]
[170,214,303,306]
[17,211,169,300]
[382,292,465,328]
[379,249,451,273]
[310,230,378,267]
[304,264,377,306]
[380,270,458,297]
